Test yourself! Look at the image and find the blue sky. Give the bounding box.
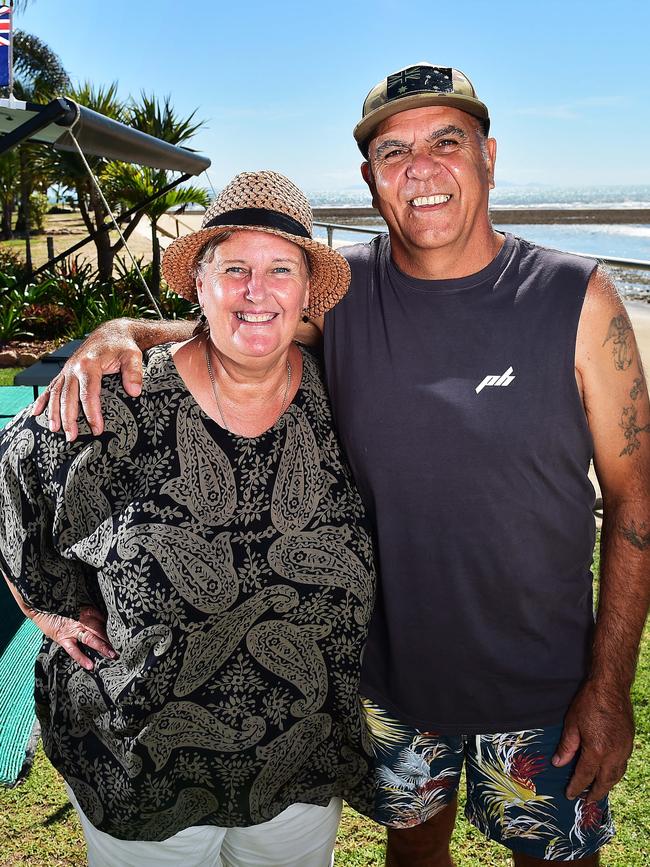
[15,0,650,192]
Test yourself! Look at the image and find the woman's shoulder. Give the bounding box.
[295,343,337,426]
[0,345,181,477]
[297,343,326,385]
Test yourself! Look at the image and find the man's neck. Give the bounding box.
[390,228,505,281]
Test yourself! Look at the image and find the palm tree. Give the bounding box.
[11,32,69,99]
[10,31,70,273]
[0,149,20,239]
[105,162,209,298]
[47,81,129,281]
[127,92,203,147]
[117,93,208,296]
[50,86,208,287]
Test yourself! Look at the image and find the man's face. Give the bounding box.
[362,106,497,265]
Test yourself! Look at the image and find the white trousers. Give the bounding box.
[66,785,342,867]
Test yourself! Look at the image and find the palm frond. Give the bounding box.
[127,92,205,145]
[394,748,433,786]
[362,699,412,754]
[12,1,34,14]
[67,80,125,121]
[12,31,70,101]
[376,764,414,792]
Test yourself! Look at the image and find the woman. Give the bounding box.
[0,171,376,866]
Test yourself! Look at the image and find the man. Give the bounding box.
[37,64,650,865]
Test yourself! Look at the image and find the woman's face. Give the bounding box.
[196,230,310,364]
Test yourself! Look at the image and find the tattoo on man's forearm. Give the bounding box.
[630,377,645,400]
[620,520,650,551]
[619,404,650,456]
[603,315,634,370]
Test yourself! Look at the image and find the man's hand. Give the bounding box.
[32,319,144,441]
[552,679,633,802]
[31,317,193,442]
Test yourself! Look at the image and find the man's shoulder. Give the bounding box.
[339,234,388,268]
[515,234,596,278]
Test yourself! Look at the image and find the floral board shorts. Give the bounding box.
[362,698,615,861]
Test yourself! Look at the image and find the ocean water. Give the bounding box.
[308,184,650,210]
[308,185,650,299]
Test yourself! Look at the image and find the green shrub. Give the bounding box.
[159,286,198,320]
[50,256,98,308]
[30,192,50,233]
[96,282,150,320]
[0,249,28,283]
[0,302,32,342]
[0,255,195,343]
[24,302,74,338]
[113,257,196,320]
[64,299,106,339]
[0,275,58,341]
[113,256,153,308]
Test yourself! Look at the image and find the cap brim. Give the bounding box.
[161,225,351,317]
[354,93,490,155]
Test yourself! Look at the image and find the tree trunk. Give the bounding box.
[14,199,24,233]
[1,197,13,240]
[19,146,32,277]
[151,217,161,301]
[76,185,95,235]
[95,229,114,283]
[89,185,113,282]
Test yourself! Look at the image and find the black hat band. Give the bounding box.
[204,207,311,239]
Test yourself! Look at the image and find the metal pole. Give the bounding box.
[326,225,334,248]
[46,235,54,259]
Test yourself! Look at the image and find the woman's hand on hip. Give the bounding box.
[30,606,117,671]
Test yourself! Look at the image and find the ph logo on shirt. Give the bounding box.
[475,366,515,394]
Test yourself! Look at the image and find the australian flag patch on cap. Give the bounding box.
[386,66,453,102]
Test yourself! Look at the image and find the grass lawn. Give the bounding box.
[0,368,25,387]
[0,549,648,865]
[0,212,153,272]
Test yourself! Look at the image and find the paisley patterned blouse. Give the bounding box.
[0,345,376,841]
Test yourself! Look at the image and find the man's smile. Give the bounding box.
[409,194,452,207]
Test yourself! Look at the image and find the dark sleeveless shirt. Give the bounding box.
[324,233,598,735]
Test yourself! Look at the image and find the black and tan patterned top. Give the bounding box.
[0,345,376,841]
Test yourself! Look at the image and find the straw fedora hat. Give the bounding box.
[161,170,351,317]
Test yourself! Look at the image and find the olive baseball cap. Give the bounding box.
[354,62,490,157]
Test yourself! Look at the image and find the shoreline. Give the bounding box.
[311,207,650,225]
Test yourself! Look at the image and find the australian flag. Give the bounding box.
[0,4,12,88]
[387,66,453,102]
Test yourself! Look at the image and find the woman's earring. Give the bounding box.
[199,309,207,326]
[301,307,310,323]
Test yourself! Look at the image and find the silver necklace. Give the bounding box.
[204,340,292,435]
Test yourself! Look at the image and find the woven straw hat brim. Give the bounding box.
[161,225,351,317]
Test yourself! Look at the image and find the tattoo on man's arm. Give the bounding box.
[619,404,650,456]
[603,315,634,370]
[630,377,646,401]
[620,520,650,551]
